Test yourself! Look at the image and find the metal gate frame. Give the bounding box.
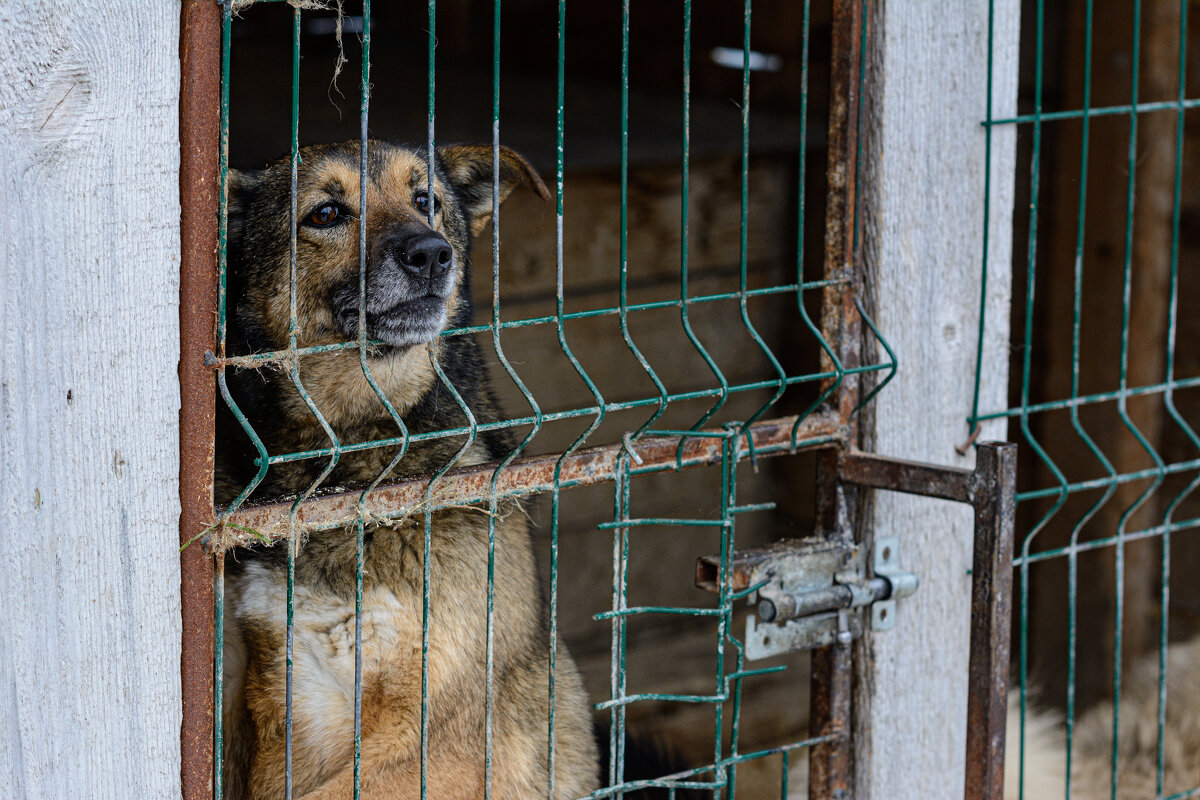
[176,1,1016,798]
[179,1,220,797]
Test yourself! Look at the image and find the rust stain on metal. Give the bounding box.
[809,0,868,797]
[821,0,866,428]
[808,641,852,799]
[694,537,826,594]
[219,412,842,550]
[839,450,973,504]
[964,443,1017,800]
[179,0,220,798]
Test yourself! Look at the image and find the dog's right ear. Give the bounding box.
[225,168,259,244]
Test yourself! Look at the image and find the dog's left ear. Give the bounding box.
[437,144,551,236]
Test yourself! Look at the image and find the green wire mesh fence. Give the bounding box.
[978,1,1200,798]
[205,1,892,798]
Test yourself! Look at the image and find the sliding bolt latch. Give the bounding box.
[695,537,919,659]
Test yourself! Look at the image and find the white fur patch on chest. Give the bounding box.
[231,562,411,753]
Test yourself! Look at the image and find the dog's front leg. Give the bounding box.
[296,749,485,800]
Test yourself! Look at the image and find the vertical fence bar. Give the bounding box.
[179,2,221,796]
[353,4,373,799]
[214,3,234,797]
[792,0,841,434]
[964,443,1017,800]
[678,0,729,439]
[737,0,788,430]
[547,4,567,795]
[426,0,437,224]
[486,6,501,795]
[1158,1,1196,794]
[968,0,997,444]
[608,460,632,795]
[721,438,743,798]
[1061,8,1109,798]
[1111,4,1170,792]
[1015,4,1067,793]
[422,5,437,794]
[617,0,668,442]
[484,3,547,793]
[547,0,612,789]
[809,0,865,796]
[283,10,301,800]
[712,439,734,798]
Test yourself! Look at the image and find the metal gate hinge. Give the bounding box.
[695,536,918,659]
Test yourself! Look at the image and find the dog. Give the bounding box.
[216,140,599,800]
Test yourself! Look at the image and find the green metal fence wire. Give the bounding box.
[976,1,1200,798]
[211,1,894,798]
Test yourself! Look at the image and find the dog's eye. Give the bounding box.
[413,192,442,215]
[305,202,345,228]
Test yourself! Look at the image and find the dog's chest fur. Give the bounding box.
[225,505,554,797]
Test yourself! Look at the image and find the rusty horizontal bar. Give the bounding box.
[216,412,843,549]
[838,450,974,503]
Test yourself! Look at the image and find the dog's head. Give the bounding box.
[227,140,548,353]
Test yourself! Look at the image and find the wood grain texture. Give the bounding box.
[0,2,182,797]
[854,1,1019,797]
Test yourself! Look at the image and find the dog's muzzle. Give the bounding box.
[334,231,458,347]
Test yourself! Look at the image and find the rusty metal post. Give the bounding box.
[808,0,868,794]
[964,442,1016,800]
[820,0,866,422]
[179,1,221,798]
[808,637,852,799]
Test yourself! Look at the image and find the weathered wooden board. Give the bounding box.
[0,2,182,797]
[473,154,794,307]
[854,1,1019,796]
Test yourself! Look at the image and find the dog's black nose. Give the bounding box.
[399,235,453,279]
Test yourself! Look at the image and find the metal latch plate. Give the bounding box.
[695,536,918,660]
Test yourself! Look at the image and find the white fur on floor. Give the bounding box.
[1005,636,1200,799]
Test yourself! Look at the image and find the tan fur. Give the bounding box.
[220,142,596,799]
[226,509,596,800]
[278,344,439,434]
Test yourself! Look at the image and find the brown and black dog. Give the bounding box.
[217,140,599,800]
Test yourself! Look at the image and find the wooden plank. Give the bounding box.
[853,2,1019,797]
[0,2,182,796]
[474,154,793,308]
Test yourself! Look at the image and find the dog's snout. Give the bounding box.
[398,234,453,279]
